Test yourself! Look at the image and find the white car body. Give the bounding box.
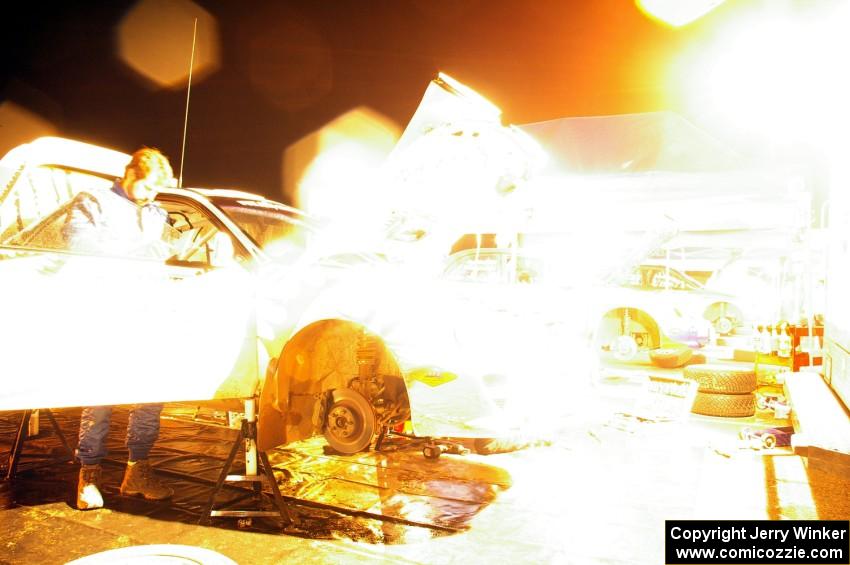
[442,248,713,363]
[0,158,536,450]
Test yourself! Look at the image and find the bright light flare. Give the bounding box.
[637,0,725,28]
[382,72,547,233]
[381,125,546,238]
[433,72,502,121]
[117,0,219,89]
[671,2,850,146]
[521,175,678,286]
[282,107,401,219]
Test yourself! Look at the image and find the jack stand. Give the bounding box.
[203,399,293,527]
[4,409,74,480]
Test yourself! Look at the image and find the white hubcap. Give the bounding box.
[714,316,733,335]
[612,335,639,361]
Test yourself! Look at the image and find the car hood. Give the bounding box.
[371,74,679,287]
[377,73,545,234]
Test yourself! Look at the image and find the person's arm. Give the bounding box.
[62,192,105,253]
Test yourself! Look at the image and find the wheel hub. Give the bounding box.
[322,388,376,454]
[612,335,638,361]
[714,316,733,335]
[328,405,359,439]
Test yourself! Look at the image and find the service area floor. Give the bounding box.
[2,358,849,565]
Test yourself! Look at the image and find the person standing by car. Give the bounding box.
[62,147,174,258]
[74,147,175,510]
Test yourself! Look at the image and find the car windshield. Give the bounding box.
[445,249,541,284]
[617,265,704,290]
[212,196,313,258]
[670,268,705,290]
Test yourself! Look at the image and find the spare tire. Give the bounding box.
[66,545,237,564]
[649,347,693,368]
[691,392,756,418]
[683,363,757,394]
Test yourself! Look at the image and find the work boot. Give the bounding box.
[119,460,173,501]
[77,464,104,510]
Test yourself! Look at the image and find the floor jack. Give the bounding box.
[374,427,470,460]
[203,399,295,528]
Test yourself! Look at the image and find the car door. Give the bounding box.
[0,194,258,410]
[152,195,260,402]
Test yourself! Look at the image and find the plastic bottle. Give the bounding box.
[759,325,772,354]
[753,324,763,353]
[777,323,792,358]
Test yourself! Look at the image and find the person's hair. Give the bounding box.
[123,147,174,186]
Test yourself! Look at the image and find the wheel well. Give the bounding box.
[594,307,661,350]
[257,319,408,450]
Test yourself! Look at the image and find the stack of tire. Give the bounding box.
[683,364,758,417]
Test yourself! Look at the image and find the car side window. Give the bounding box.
[159,199,240,267]
[445,251,542,284]
[4,189,178,261]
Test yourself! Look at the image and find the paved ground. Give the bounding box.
[1,367,848,565]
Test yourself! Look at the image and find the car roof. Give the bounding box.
[173,187,309,216]
[0,136,129,177]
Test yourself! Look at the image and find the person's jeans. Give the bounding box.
[76,404,163,465]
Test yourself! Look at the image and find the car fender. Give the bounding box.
[257,275,523,450]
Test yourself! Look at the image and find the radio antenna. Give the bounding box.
[178,17,198,188]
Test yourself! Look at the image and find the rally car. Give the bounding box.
[0,76,571,454]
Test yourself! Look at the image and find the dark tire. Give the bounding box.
[683,363,757,394]
[691,392,756,417]
[649,347,693,368]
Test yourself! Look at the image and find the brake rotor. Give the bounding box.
[323,388,376,454]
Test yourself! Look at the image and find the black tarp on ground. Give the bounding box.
[0,405,508,542]
[1,383,846,565]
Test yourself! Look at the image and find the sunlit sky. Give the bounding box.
[3,0,844,204]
